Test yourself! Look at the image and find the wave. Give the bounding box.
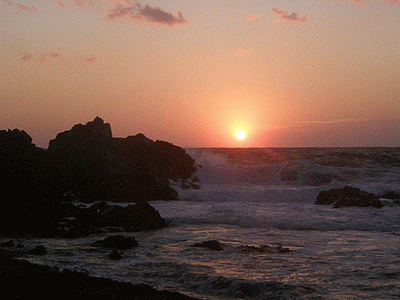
[184,148,400,192]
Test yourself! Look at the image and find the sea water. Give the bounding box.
[7,148,400,299]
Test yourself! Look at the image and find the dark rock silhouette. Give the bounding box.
[28,245,47,255]
[0,252,199,300]
[46,117,196,203]
[316,186,383,208]
[92,235,139,249]
[192,240,225,251]
[76,201,168,232]
[0,117,197,236]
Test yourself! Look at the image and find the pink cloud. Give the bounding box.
[84,55,97,63]
[39,52,62,63]
[54,1,66,9]
[74,0,96,10]
[15,3,37,13]
[245,14,260,22]
[107,2,188,27]
[272,8,308,24]
[19,52,32,62]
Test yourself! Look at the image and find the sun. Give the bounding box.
[236,130,246,140]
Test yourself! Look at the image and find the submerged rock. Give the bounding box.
[315,186,383,208]
[192,240,225,251]
[93,235,138,249]
[28,245,47,255]
[108,249,122,260]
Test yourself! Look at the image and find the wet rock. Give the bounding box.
[238,245,271,253]
[316,186,383,208]
[76,201,168,232]
[277,245,290,253]
[93,235,138,249]
[192,240,225,251]
[1,240,14,247]
[28,245,47,255]
[108,249,122,260]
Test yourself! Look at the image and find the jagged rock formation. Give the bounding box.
[0,117,197,236]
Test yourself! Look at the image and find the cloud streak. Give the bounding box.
[84,55,97,63]
[107,2,188,27]
[39,52,62,63]
[19,52,32,62]
[272,8,308,24]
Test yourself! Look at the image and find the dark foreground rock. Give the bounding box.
[93,235,139,249]
[0,117,197,237]
[0,251,198,300]
[192,240,225,251]
[316,186,383,208]
[75,201,168,233]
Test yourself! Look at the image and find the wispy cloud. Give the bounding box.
[245,14,260,22]
[3,0,37,13]
[272,8,308,24]
[74,0,96,10]
[16,3,37,13]
[19,52,32,62]
[39,52,62,63]
[293,118,364,125]
[54,1,66,9]
[107,2,188,27]
[84,55,97,63]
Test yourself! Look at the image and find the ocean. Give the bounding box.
[7,148,400,299]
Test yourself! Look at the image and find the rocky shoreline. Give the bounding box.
[0,117,198,237]
[0,248,198,300]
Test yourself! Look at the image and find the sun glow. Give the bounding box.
[236,130,246,140]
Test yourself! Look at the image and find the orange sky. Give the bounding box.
[1,0,399,147]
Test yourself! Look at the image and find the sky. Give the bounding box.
[1,0,399,148]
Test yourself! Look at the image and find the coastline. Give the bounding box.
[0,249,199,300]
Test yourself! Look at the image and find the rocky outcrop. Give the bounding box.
[315,186,383,208]
[192,240,225,251]
[0,252,199,300]
[75,201,168,233]
[92,235,139,249]
[0,117,197,236]
[46,117,196,203]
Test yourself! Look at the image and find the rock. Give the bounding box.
[0,117,197,237]
[108,249,122,260]
[76,201,168,232]
[277,245,290,253]
[192,240,225,251]
[93,235,138,249]
[238,245,271,253]
[315,186,383,208]
[1,240,14,247]
[0,253,199,300]
[47,117,197,203]
[28,245,47,255]
[380,191,400,200]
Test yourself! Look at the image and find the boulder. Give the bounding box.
[28,245,47,255]
[192,240,225,251]
[93,235,138,249]
[108,249,122,260]
[316,186,383,208]
[76,201,168,232]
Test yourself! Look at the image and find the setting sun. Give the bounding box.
[236,130,246,140]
